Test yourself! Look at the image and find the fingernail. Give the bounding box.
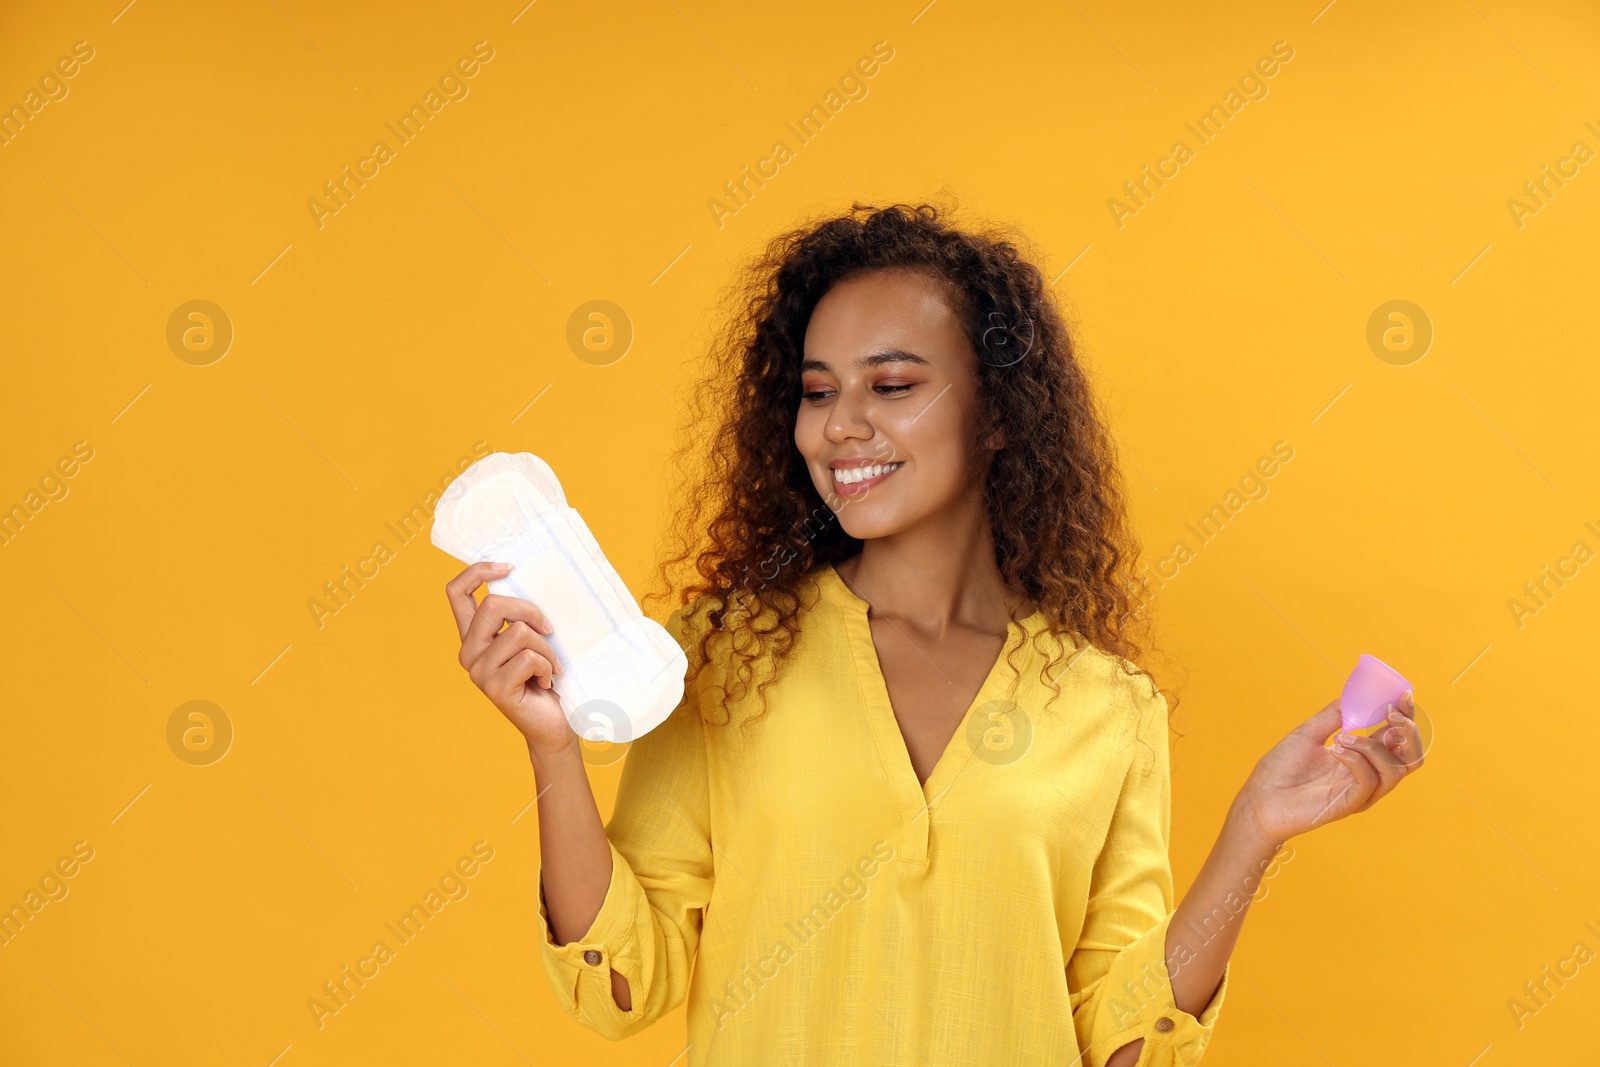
[1388,709,1404,723]
[1339,732,1358,746]
[1331,742,1345,754]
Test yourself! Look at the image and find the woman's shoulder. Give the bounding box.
[1022,632,1167,728]
[658,582,787,692]
[662,566,834,640]
[661,584,774,645]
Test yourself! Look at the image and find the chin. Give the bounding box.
[836,517,895,541]
[830,503,915,542]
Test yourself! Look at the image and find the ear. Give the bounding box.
[981,426,1007,451]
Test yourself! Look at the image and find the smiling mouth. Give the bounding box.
[831,461,903,496]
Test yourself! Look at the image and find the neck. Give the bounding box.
[835,514,1033,635]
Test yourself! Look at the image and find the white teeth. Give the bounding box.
[833,462,903,484]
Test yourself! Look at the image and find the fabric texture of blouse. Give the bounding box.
[535,561,1230,1065]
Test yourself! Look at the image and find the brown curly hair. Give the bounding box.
[642,199,1174,738]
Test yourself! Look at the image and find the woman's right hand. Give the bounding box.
[446,562,573,754]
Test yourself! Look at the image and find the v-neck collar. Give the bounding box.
[816,561,1045,865]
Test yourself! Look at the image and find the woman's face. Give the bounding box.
[794,269,995,542]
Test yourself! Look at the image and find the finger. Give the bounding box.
[1336,727,1408,806]
[488,648,553,705]
[503,647,548,689]
[446,562,513,639]
[1395,688,1418,722]
[482,621,561,676]
[471,632,558,694]
[460,593,555,669]
[1289,698,1343,744]
[1382,706,1425,770]
[1329,736,1382,811]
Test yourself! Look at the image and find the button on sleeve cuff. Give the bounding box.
[1091,909,1230,1066]
[534,837,646,1036]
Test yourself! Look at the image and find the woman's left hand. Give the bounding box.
[1234,690,1426,846]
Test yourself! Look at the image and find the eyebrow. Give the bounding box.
[800,348,931,373]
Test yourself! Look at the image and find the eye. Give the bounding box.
[800,382,913,402]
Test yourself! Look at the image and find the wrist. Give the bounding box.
[527,732,581,777]
[1226,789,1286,858]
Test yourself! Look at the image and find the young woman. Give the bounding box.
[444,203,1425,1066]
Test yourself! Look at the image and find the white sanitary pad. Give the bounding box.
[430,452,687,744]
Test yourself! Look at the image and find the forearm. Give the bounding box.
[1103,796,1279,1067]
[528,734,634,1009]
[529,734,610,941]
[1169,794,1281,1010]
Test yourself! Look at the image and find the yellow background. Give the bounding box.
[2,0,1597,1063]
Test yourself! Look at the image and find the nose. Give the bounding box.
[824,383,874,443]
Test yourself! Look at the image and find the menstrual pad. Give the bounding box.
[431,452,687,744]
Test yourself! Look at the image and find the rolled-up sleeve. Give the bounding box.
[533,604,715,1041]
[1067,687,1230,1067]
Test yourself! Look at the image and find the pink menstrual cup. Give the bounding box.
[1339,653,1412,735]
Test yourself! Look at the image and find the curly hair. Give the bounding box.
[642,199,1174,739]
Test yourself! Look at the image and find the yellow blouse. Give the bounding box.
[535,561,1229,1065]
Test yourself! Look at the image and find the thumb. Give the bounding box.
[1288,698,1342,744]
